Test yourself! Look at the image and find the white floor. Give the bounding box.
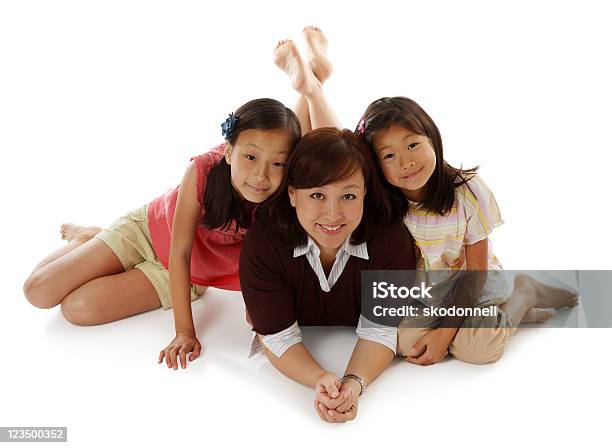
[2,283,610,447]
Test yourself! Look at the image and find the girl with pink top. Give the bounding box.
[23,26,341,370]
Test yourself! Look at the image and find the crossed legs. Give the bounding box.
[274,26,341,133]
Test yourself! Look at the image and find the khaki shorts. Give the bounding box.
[94,205,207,310]
[397,306,515,364]
[395,269,514,364]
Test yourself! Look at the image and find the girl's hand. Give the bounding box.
[158,331,201,370]
[405,327,457,366]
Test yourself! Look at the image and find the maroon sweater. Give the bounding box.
[239,218,416,336]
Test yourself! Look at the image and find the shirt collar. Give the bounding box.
[293,235,369,260]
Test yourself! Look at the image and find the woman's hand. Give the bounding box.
[158,330,201,369]
[314,372,344,406]
[314,381,360,423]
[405,327,457,366]
[313,373,359,423]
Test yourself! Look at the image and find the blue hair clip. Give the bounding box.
[221,113,239,139]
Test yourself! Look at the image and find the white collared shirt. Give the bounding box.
[250,236,398,358]
[293,235,369,292]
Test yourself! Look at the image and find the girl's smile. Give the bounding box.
[245,183,271,195]
[226,128,291,203]
[401,166,424,180]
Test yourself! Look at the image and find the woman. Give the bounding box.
[240,128,416,423]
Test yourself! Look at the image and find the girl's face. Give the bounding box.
[288,170,365,257]
[372,124,436,202]
[226,128,292,203]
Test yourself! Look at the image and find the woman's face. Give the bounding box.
[372,124,436,202]
[225,128,292,203]
[288,170,365,256]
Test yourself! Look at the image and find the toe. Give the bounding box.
[60,224,70,240]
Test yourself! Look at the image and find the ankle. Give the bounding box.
[302,81,324,100]
[515,283,537,308]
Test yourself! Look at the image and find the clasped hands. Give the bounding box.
[313,372,361,423]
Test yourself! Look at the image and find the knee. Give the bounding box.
[453,347,505,365]
[23,271,60,309]
[450,328,510,365]
[60,292,98,326]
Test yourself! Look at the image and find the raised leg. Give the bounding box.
[274,27,341,133]
[293,95,312,136]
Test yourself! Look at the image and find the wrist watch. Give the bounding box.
[340,374,365,396]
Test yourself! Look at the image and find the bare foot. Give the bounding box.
[302,26,333,83]
[514,273,579,309]
[521,308,556,324]
[273,39,319,96]
[60,223,101,242]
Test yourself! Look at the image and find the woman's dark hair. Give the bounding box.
[357,96,478,215]
[201,98,301,231]
[263,127,408,247]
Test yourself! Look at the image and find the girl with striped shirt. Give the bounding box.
[356,97,579,366]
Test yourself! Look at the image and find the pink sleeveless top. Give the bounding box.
[147,144,255,290]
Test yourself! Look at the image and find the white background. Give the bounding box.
[1,0,611,446]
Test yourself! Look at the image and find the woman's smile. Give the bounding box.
[316,223,345,235]
[289,169,365,255]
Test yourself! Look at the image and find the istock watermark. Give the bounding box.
[361,270,612,328]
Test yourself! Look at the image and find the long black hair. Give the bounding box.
[263,127,408,247]
[201,98,301,231]
[357,97,478,215]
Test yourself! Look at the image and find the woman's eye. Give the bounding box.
[272,161,286,168]
[310,192,324,200]
[245,154,256,161]
[407,143,419,150]
[342,194,357,200]
[383,153,394,160]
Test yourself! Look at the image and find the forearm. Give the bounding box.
[168,254,195,334]
[344,339,394,388]
[440,239,489,328]
[439,271,486,328]
[262,340,326,388]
